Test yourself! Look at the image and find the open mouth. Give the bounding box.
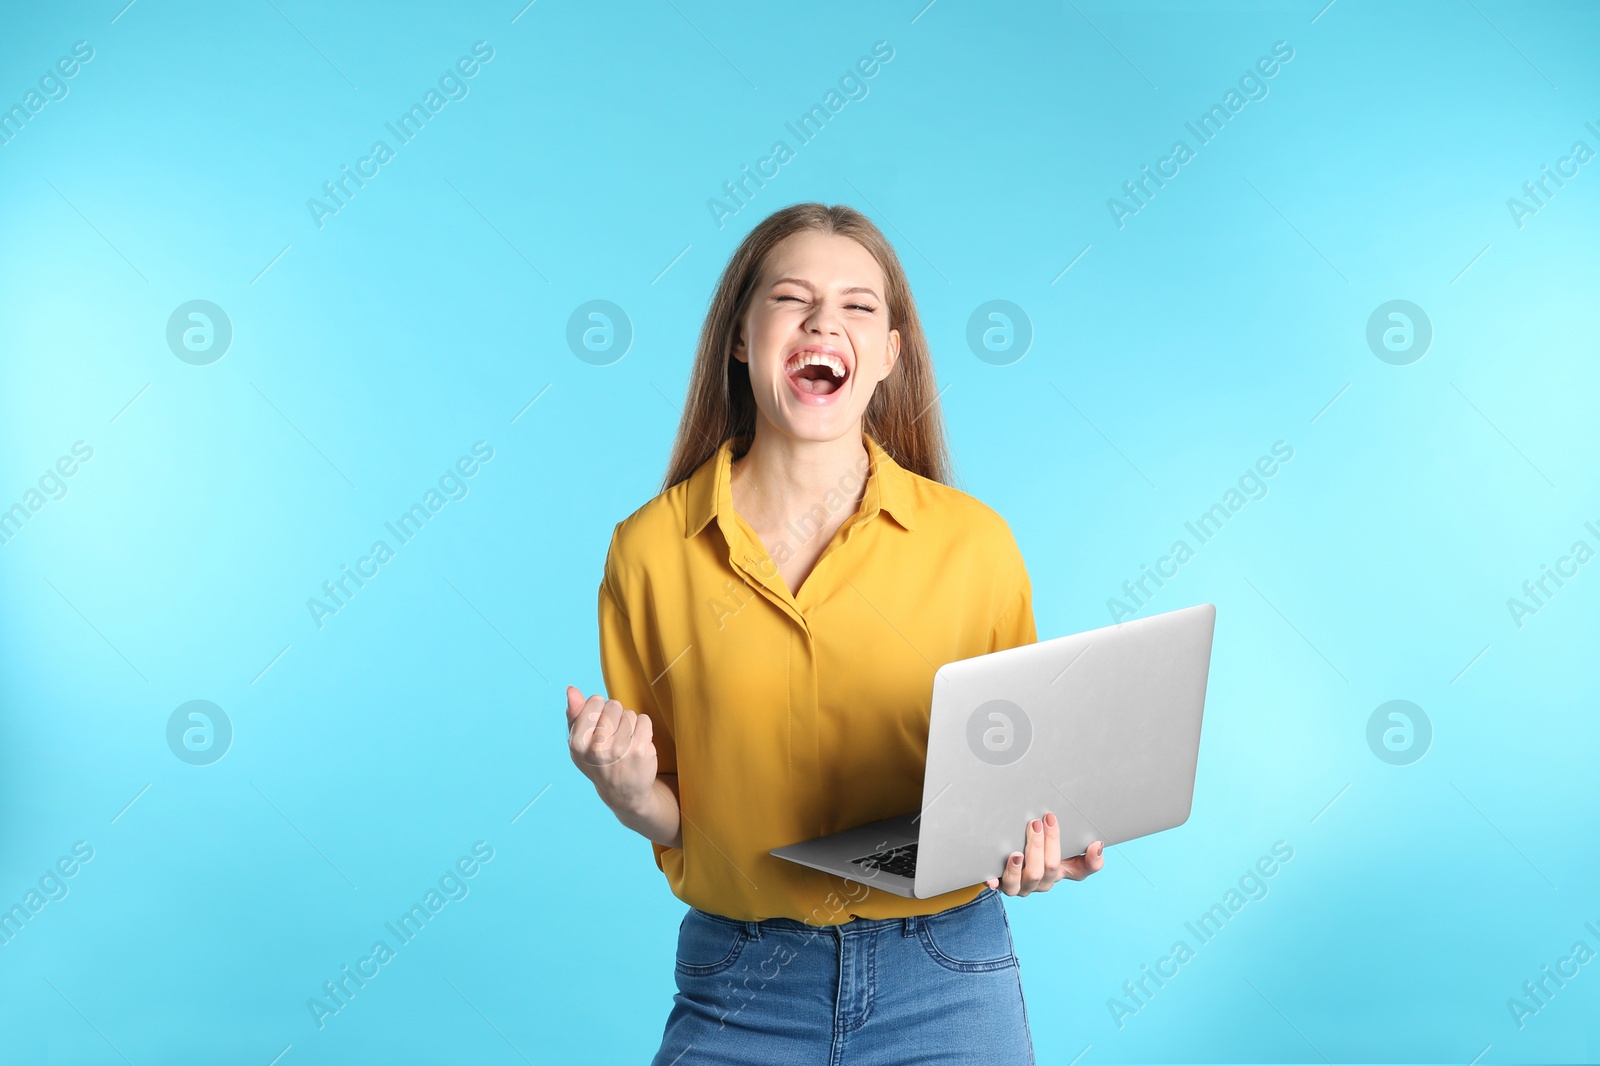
[785,351,849,396]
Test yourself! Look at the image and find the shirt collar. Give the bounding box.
[684,431,916,538]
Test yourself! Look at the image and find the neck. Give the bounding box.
[731,419,871,530]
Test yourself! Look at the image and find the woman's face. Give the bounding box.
[732,230,901,445]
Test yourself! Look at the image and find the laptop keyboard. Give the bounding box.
[850,842,918,879]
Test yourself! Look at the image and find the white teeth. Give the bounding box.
[786,352,847,379]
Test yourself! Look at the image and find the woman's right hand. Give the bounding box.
[565,685,658,815]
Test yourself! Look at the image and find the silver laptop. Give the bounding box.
[770,602,1216,898]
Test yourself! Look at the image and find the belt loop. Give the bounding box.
[901,915,918,937]
[743,919,762,940]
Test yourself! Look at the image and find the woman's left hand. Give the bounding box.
[986,811,1105,895]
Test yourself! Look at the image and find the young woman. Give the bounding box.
[565,202,1106,1063]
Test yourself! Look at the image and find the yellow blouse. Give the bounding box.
[597,431,1036,923]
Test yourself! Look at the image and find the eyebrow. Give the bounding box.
[768,277,882,300]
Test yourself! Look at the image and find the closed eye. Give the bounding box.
[774,295,877,313]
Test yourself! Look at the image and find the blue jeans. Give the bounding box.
[651,887,1035,1065]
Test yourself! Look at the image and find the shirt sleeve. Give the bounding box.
[988,558,1038,654]
[596,573,678,777]
[597,574,680,876]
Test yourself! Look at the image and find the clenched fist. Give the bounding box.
[565,685,658,815]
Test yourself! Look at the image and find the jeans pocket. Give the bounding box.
[916,889,1018,973]
[675,910,749,977]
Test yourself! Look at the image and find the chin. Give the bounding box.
[766,407,862,443]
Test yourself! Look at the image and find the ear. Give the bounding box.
[731,321,748,364]
[880,327,901,382]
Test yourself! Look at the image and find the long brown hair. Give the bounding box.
[660,202,952,492]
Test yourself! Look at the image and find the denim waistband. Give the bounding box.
[693,886,996,940]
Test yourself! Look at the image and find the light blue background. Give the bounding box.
[2,0,1596,1062]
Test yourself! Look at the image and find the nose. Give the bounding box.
[804,301,843,337]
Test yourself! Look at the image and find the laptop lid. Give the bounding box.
[911,603,1216,898]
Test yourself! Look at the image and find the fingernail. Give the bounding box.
[1011,854,1023,865]
[1045,812,1056,827]
[1030,820,1041,833]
